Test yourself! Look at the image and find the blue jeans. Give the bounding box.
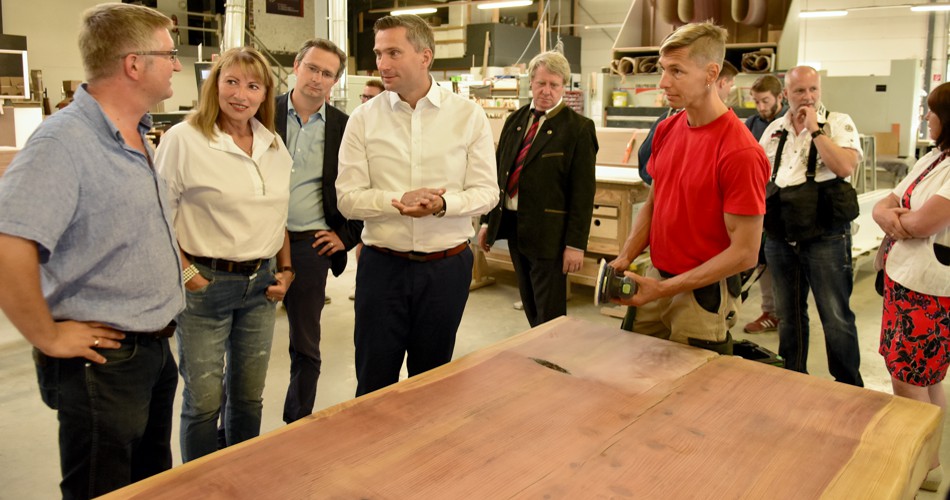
[176,260,277,462]
[765,230,863,386]
[35,334,177,499]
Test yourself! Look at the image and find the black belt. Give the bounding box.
[369,242,468,262]
[123,320,177,339]
[289,231,318,242]
[187,254,263,274]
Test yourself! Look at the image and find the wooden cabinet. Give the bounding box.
[471,75,530,119]
[599,43,778,129]
[611,43,777,76]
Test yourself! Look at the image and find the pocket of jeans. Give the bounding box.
[32,348,59,410]
[97,339,138,366]
[187,268,215,295]
[692,281,721,314]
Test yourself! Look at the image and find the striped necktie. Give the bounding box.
[506,109,545,198]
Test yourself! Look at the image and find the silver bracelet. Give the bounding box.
[182,264,199,283]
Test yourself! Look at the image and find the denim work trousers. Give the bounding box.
[34,334,177,499]
[176,260,277,462]
[282,237,332,423]
[765,230,864,386]
[353,246,473,397]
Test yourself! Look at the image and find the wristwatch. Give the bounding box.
[810,129,825,139]
[433,196,447,218]
[182,264,199,283]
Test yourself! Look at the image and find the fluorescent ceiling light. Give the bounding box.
[799,10,848,18]
[391,7,438,15]
[476,0,532,10]
[910,5,950,12]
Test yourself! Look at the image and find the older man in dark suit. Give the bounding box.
[276,38,362,423]
[478,50,598,327]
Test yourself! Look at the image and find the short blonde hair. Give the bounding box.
[79,3,172,82]
[660,21,728,68]
[188,47,279,149]
[528,51,571,85]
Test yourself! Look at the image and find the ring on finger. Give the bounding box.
[93,338,100,348]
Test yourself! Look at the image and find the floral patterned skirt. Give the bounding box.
[879,271,950,386]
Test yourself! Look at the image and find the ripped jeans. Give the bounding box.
[176,259,277,462]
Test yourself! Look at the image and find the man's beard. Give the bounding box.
[760,102,780,121]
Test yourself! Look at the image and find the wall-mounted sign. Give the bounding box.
[266,0,303,17]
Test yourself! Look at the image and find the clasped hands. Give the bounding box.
[392,188,445,218]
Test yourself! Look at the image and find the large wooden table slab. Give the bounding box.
[104,317,941,499]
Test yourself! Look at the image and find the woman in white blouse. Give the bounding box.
[872,81,950,492]
[155,47,293,462]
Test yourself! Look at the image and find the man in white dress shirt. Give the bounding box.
[337,14,498,396]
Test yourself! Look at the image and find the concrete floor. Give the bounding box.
[0,256,946,499]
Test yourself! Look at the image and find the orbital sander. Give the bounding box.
[594,259,637,306]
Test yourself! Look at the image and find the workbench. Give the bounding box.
[104,317,941,499]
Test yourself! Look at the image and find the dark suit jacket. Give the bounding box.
[276,92,362,277]
[482,103,598,259]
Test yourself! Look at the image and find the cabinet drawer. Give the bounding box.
[590,217,619,239]
[592,205,619,218]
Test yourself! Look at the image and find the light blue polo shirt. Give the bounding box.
[0,84,185,331]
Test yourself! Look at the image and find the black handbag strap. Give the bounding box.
[771,109,830,183]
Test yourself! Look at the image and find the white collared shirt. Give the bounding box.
[336,77,499,252]
[759,103,863,187]
[156,119,292,261]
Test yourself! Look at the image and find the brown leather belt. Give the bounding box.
[369,242,468,263]
[187,253,263,274]
[123,320,177,339]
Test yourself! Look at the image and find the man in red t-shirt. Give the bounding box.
[609,21,770,353]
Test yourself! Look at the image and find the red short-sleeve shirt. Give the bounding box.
[648,110,770,275]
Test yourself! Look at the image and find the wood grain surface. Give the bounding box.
[102,317,941,500]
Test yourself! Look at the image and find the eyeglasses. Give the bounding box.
[125,50,179,63]
[360,94,377,101]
